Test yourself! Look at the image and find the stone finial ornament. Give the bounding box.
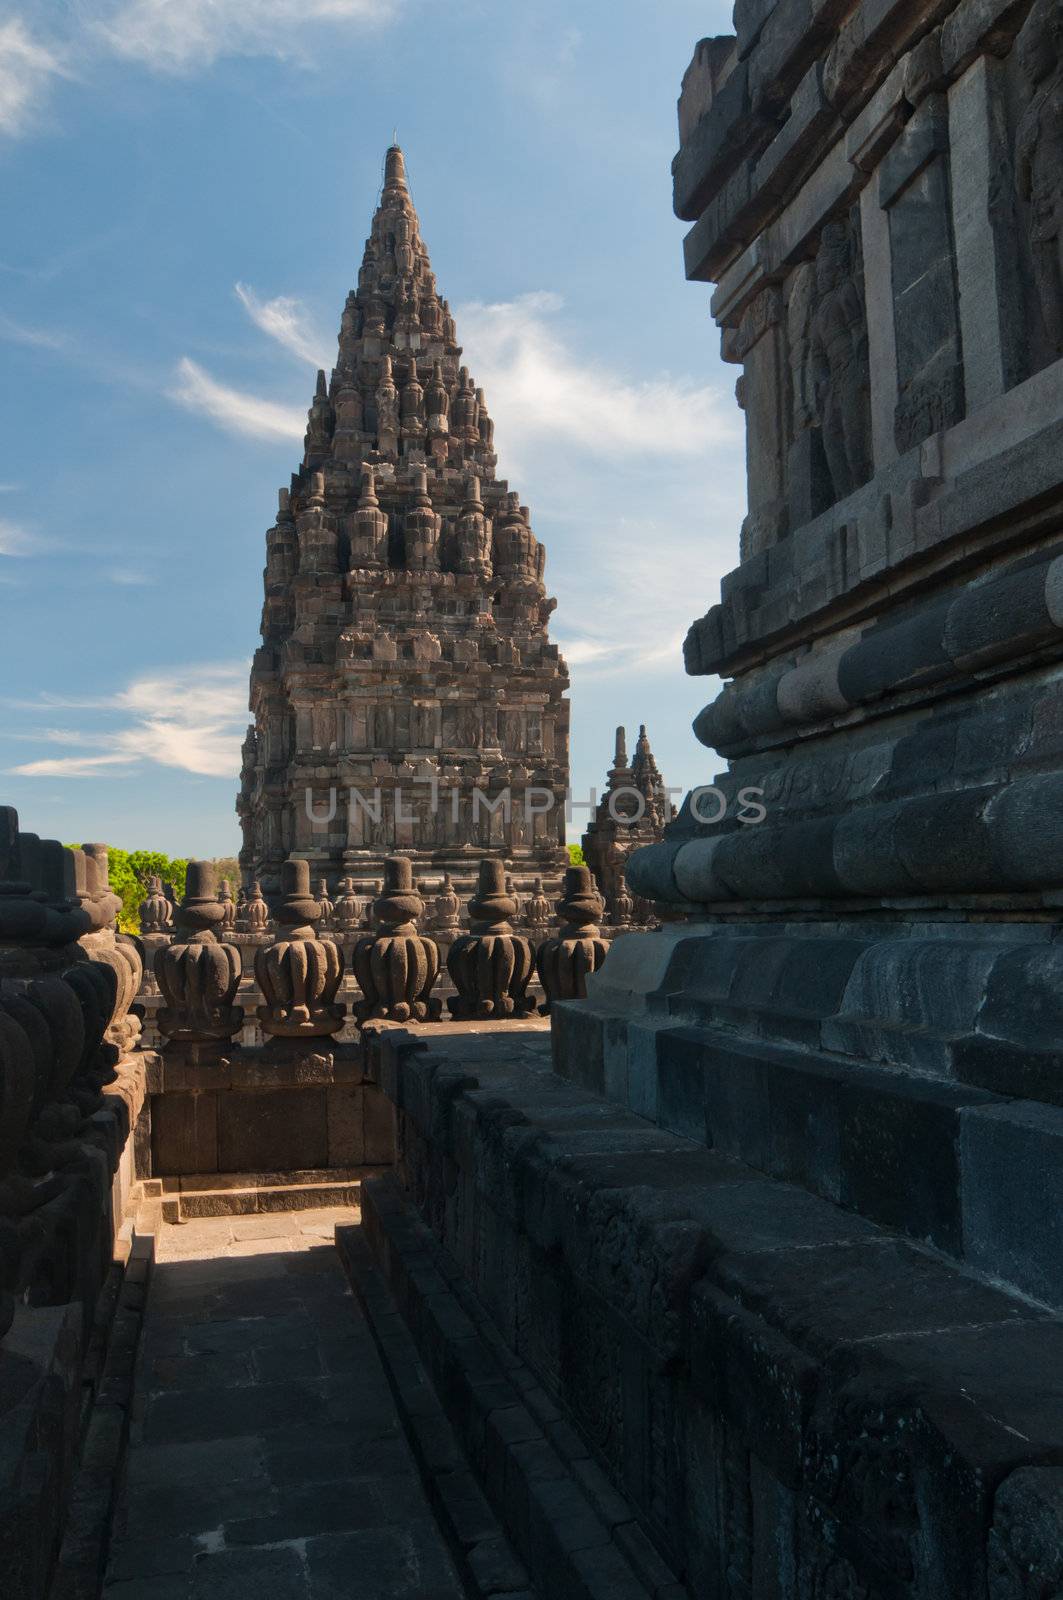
[76,847,143,1059]
[219,879,237,932]
[535,866,607,1012]
[611,871,635,929]
[315,877,335,931]
[376,354,400,437]
[254,859,344,1039]
[426,359,449,431]
[244,880,271,934]
[431,873,461,934]
[525,877,552,932]
[352,856,441,1023]
[137,873,173,997]
[350,466,388,568]
[404,466,441,571]
[303,367,333,462]
[155,862,243,1045]
[455,475,492,577]
[138,875,173,937]
[447,860,535,1019]
[333,877,363,934]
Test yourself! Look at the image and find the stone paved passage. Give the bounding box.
[103,1209,468,1600]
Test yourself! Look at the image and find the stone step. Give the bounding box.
[137,1167,389,1220]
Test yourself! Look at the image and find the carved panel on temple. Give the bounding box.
[785,211,874,523]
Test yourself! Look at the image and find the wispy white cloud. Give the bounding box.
[107,567,154,586]
[552,514,731,680]
[235,282,329,367]
[167,356,305,442]
[556,639,614,667]
[0,19,69,139]
[13,752,138,778]
[95,0,398,73]
[0,518,40,557]
[457,291,738,463]
[9,663,249,780]
[0,311,67,349]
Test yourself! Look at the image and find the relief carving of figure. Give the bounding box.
[787,262,817,434]
[808,218,872,501]
[1016,0,1063,355]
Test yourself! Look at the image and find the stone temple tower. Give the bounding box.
[237,147,570,902]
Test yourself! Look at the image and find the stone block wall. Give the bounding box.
[363,1023,1063,1599]
[145,1043,395,1178]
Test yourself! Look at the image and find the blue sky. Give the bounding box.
[0,0,743,857]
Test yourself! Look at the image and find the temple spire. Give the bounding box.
[240,146,570,899]
[632,723,665,804]
[383,144,409,197]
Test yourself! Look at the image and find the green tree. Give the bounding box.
[567,843,586,867]
[66,845,189,935]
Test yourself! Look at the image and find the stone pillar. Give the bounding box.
[948,54,1026,410]
[859,179,900,470]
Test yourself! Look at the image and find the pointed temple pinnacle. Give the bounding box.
[383,145,408,196]
[614,726,628,768]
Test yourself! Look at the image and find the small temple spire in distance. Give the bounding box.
[581,722,673,921]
